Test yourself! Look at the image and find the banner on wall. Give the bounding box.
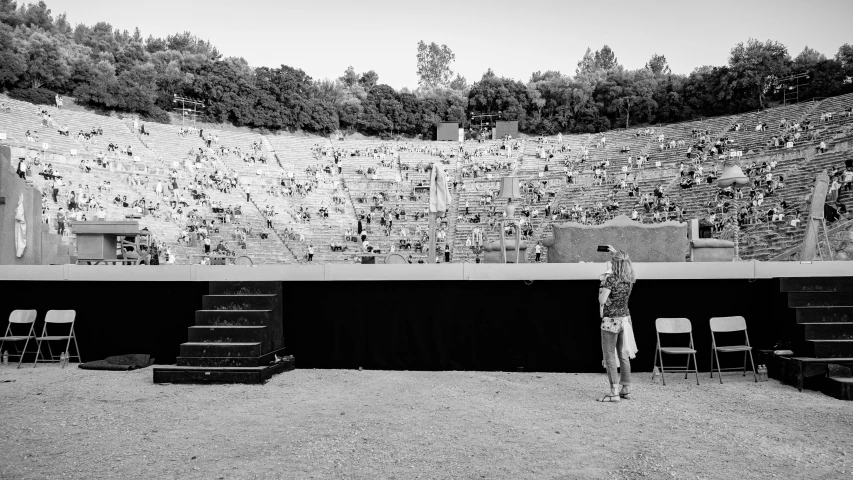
[15,193,27,258]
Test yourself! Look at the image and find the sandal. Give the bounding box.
[619,392,632,400]
[597,394,621,403]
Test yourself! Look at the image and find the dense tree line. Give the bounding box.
[1,1,852,137]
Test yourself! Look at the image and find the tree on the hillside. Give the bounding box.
[794,46,826,67]
[530,70,562,83]
[527,85,545,118]
[165,31,220,59]
[0,23,25,86]
[577,46,620,74]
[837,44,853,67]
[836,44,853,82]
[145,34,166,54]
[576,48,595,74]
[416,41,455,88]
[449,73,467,91]
[594,45,619,70]
[646,53,670,75]
[23,31,69,89]
[338,66,359,88]
[22,1,52,30]
[728,38,790,110]
[73,59,119,107]
[358,70,378,89]
[0,0,21,27]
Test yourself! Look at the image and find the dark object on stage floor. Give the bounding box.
[78,354,153,371]
[596,245,609,253]
[153,281,293,384]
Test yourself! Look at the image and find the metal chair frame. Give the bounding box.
[653,318,700,385]
[33,310,81,367]
[709,316,757,383]
[0,310,42,368]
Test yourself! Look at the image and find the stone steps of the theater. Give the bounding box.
[200,293,277,311]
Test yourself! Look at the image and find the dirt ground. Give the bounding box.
[0,365,849,480]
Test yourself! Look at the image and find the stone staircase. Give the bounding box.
[759,277,853,400]
[153,281,294,384]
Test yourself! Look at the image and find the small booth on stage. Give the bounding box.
[70,221,149,265]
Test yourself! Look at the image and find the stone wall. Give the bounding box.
[0,145,43,264]
[541,215,689,263]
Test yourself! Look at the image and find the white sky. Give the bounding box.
[47,0,853,89]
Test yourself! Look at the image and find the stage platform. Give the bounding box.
[0,261,851,282]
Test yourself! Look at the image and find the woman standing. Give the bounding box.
[598,247,636,402]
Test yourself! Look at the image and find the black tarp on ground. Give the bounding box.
[0,279,795,372]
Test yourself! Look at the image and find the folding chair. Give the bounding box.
[653,318,700,385]
[33,310,81,367]
[709,316,757,383]
[0,310,39,369]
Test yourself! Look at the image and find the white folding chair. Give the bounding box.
[33,310,80,367]
[0,310,40,369]
[653,318,700,385]
[709,316,756,383]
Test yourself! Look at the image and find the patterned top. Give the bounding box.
[602,275,632,318]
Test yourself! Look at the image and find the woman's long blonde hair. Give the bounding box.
[611,250,635,284]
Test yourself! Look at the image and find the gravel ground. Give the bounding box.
[0,365,850,480]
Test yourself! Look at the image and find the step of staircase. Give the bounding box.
[788,293,853,308]
[820,377,853,401]
[176,347,285,367]
[781,277,853,292]
[195,310,273,327]
[179,342,262,358]
[801,323,853,340]
[758,350,853,400]
[805,339,853,358]
[188,325,269,343]
[201,294,277,310]
[797,307,853,323]
[154,353,294,384]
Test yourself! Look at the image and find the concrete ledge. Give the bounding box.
[65,265,193,281]
[0,265,64,281]
[755,261,853,279]
[324,264,465,281]
[468,263,605,281]
[0,261,851,281]
[194,265,325,282]
[635,261,755,280]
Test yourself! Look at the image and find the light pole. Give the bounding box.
[716,156,750,261]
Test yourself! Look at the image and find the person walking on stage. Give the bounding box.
[597,246,636,402]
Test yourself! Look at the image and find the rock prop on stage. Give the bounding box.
[541,215,689,263]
